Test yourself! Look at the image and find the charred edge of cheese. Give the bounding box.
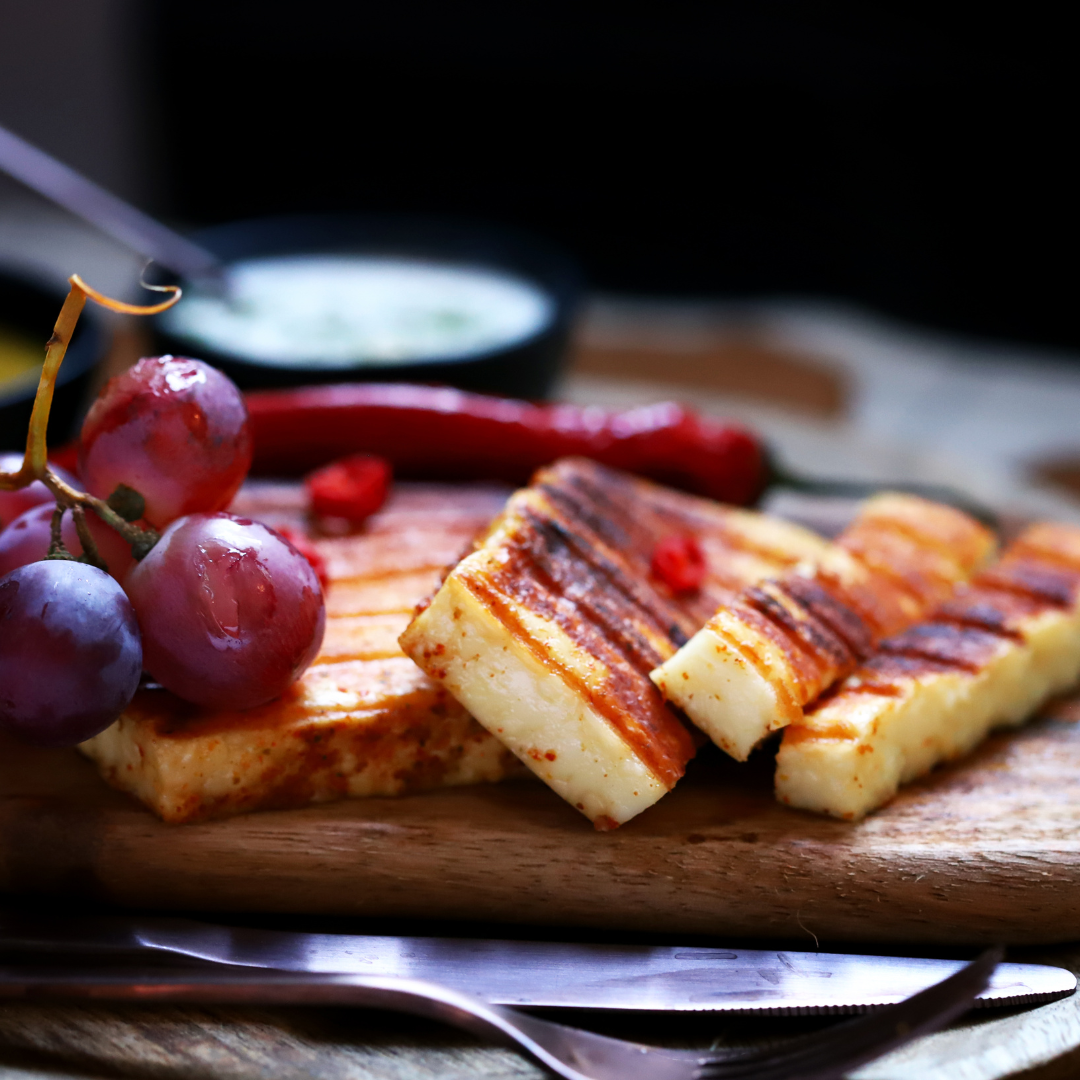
[400,571,671,829]
[651,494,993,761]
[776,579,1080,822]
[82,686,519,824]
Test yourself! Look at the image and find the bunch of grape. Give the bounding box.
[0,357,326,746]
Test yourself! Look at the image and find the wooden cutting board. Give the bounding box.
[4,696,1080,946]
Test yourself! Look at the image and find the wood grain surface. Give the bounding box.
[4,696,1080,945]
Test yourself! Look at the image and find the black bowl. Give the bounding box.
[0,266,104,453]
[150,215,582,399]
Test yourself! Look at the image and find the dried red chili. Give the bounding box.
[651,534,707,593]
[305,453,391,524]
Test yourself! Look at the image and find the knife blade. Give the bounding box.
[1,911,1072,1014]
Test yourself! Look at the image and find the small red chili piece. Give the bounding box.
[305,454,391,524]
[275,526,329,591]
[651,534,706,593]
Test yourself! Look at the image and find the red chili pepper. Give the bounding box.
[246,384,765,505]
[651,534,707,593]
[274,525,330,590]
[305,453,391,523]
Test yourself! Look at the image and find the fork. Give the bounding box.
[0,948,1000,1080]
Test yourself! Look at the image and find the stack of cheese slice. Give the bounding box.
[401,458,838,829]
[776,521,1080,820]
[402,461,994,828]
[650,494,996,760]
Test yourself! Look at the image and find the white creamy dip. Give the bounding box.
[161,255,554,367]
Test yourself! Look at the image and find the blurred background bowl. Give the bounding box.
[150,215,582,399]
[0,264,104,452]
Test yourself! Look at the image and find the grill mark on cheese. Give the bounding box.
[511,511,670,672]
[935,585,1047,640]
[539,463,815,630]
[537,476,636,563]
[838,526,959,610]
[746,583,856,674]
[877,621,1007,673]
[545,465,807,574]
[812,567,916,641]
[723,600,830,703]
[822,650,960,697]
[978,559,1080,608]
[781,575,876,660]
[853,511,985,566]
[779,522,1080,820]
[803,557,1080,725]
[522,504,698,649]
[400,457,843,824]
[653,493,996,764]
[458,565,694,788]
[1007,524,1080,570]
[707,616,804,723]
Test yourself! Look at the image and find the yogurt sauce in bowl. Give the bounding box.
[160,255,556,367]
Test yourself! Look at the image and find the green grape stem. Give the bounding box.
[44,505,72,562]
[0,274,179,566]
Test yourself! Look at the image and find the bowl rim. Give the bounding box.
[150,212,583,374]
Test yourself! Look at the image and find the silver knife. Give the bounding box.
[0,912,1072,1014]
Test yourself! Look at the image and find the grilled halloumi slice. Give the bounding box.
[650,494,995,761]
[775,522,1080,820]
[80,482,524,823]
[399,457,836,829]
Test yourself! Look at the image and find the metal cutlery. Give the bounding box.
[1,910,1071,1014]
[0,948,1002,1080]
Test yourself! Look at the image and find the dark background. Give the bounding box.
[5,5,1078,351]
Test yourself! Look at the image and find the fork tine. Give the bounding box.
[696,947,1003,1080]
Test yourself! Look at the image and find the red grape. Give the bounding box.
[0,454,80,531]
[0,560,142,746]
[0,503,135,580]
[78,356,253,529]
[125,513,325,710]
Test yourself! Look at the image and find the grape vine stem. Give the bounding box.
[0,274,182,565]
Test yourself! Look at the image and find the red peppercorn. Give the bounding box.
[651,534,706,593]
[305,454,391,524]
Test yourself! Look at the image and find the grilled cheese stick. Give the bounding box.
[650,495,995,761]
[400,458,835,829]
[776,523,1080,820]
[80,482,524,823]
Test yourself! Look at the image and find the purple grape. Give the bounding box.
[125,513,325,710]
[0,503,135,580]
[0,560,143,746]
